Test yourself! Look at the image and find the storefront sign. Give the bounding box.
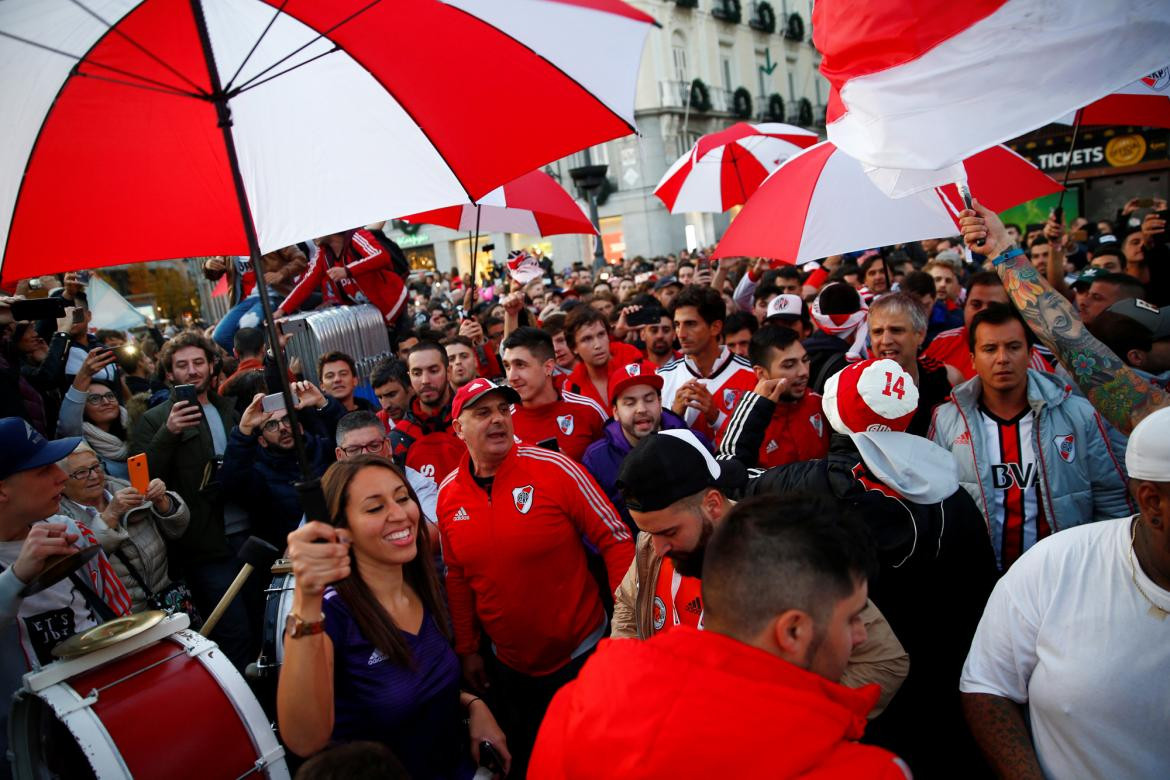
[396,232,430,248]
[1012,128,1167,174]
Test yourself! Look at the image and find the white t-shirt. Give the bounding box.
[960,516,1170,779]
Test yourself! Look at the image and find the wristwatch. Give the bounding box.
[285,612,326,639]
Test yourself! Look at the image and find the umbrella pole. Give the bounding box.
[730,153,749,206]
[1054,109,1083,222]
[467,204,482,312]
[190,0,317,497]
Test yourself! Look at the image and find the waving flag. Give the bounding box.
[814,0,1170,184]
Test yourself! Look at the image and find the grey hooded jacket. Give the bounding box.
[929,369,1132,567]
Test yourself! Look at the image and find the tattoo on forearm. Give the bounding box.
[996,254,1167,436]
[962,694,1044,779]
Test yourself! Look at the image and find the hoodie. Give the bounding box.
[581,409,706,535]
[752,433,998,776]
[529,627,906,780]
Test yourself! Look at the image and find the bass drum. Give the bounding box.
[11,613,289,780]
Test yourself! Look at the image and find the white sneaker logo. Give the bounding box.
[453,507,470,522]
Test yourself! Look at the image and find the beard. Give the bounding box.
[667,512,715,578]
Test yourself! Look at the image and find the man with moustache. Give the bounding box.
[582,362,707,535]
[438,378,634,775]
[718,326,829,468]
[129,331,253,667]
[638,307,678,369]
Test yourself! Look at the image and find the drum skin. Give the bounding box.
[56,638,263,778]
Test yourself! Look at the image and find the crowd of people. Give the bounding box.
[0,196,1167,778]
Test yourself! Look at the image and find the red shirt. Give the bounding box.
[564,341,645,409]
[510,390,608,461]
[437,446,634,675]
[651,558,703,634]
[720,391,830,468]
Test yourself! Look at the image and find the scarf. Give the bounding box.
[83,406,130,464]
[810,297,870,364]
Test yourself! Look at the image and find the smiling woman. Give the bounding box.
[278,455,510,778]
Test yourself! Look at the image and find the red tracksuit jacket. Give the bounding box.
[437,446,634,675]
[280,229,407,324]
[510,390,609,462]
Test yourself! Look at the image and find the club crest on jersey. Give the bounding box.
[557,414,574,435]
[512,485,535,514]
[1054,434,1076,463]
[722,388,740,408]
[809,413,824,438]
[652,596,667,631]
[419,463,435,479]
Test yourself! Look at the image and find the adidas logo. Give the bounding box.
[453,507,470,522]
[684,596,702,615]
[765,440,778,454]
[368,649,387,666]
[954,431,971,446]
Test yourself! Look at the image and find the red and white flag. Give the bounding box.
[814,0,1170,183]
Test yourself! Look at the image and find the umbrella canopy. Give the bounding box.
[0,0,656,285]
[813,0,1170,181]
[399,170,596,236]
[1058,64,1170,128]
[712,141,1061,264]
[654,122,818,213]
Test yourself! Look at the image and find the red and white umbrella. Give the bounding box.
[0,0,656,285]
[712,141,1061,264]
[813,0,1170,181]
[399,170,596,237]
[1057,64,1170,128]
[654,122,818,213]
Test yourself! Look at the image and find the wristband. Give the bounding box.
[992,246,1025,266]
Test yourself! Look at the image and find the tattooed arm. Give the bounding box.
[960,201,1167,436]
[961,693,1045,779]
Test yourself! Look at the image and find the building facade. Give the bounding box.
[384,0,830,276]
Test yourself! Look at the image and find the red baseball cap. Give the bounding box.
[608,361,664,405]
[451,377,521,419]
[822,359,918,435]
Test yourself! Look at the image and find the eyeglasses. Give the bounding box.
[261,418,293,433]
[85,392,118,406]
[340,438,388,456]
[68,463,103,481]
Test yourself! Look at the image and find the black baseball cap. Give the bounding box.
[0,418,81,480]
[1107,298,1170,339]
[616,429,747,513]
[653,275,682,291]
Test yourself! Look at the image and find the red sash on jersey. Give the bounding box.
[652,559,703,634]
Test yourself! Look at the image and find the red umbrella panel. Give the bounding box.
[713,142,1062,265]
[654,122,818,213]
[398,170,596,237]
[0,0,657,285]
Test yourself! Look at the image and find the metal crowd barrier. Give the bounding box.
[279,304,392,389]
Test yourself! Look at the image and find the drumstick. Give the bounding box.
[200,536,279,638]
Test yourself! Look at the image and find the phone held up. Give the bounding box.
[173,384,202,418]
[261,391,299,413]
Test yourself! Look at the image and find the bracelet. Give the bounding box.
[992,246,1025,266]
[466,696,483,710]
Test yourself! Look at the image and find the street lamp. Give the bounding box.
[568,152,609,272]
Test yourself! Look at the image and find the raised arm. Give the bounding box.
[960,201,1167,435]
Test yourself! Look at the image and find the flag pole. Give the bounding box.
[1053,109,1083,223]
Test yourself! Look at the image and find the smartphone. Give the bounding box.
[1135,197,1156,208]
[478,741,504,774]
[627,306,664,327]
[262,392,298,412]
[9,297,66,322]
[1154,209,1169,248]
[71,307,85,324]
[174,384,201,414]
[127,453,150,494]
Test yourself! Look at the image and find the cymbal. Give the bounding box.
[17,545,100,598]
[52,610,168,660]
